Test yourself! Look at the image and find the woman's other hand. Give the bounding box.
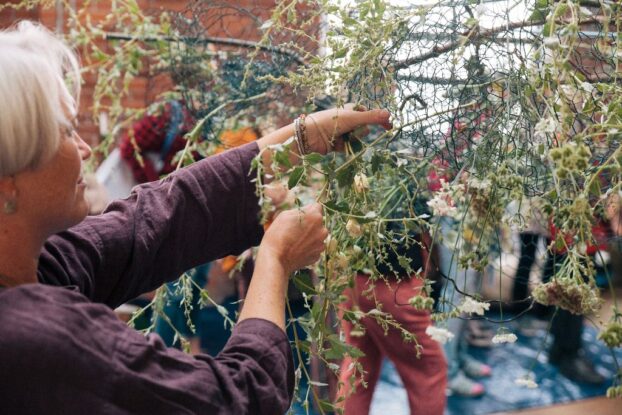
[258,203,328,276]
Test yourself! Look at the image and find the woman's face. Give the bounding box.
[16,123,92,236]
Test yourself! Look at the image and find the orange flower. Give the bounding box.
[214,127,258,154]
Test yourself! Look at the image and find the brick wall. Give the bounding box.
[0,1,316,147]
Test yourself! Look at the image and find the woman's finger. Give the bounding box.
[354,108,392,129]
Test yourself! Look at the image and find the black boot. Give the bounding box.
[549,349,605,385]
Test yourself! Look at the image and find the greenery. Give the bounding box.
[7,0,622,409]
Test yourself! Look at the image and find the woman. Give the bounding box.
[0,22,391,414]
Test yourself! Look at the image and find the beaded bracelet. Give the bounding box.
[294,114,310,155]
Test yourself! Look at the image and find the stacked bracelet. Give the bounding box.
[294,114,311,155]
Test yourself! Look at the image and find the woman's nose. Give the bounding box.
[76,134,92,161]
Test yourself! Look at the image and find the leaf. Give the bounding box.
[588,179,601,198]
[318,400,338,412]
[529,0,550,22]
[371,153,383,173]
[324,200,350,213]
[288,166,304,189]
[324,334,365,359]
[304,152,323,164]
[292,270,317,296]
[350,139,363,153]
[336,164,356,188]
[333,48,348,59]
[274,150,292,168]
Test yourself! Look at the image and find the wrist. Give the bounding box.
[256,243,292,278]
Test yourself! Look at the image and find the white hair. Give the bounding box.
[0,21,81,177]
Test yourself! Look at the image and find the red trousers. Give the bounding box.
[337,274,447,415]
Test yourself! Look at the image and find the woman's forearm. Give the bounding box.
[238,246,288,330]
[256,123,301,174]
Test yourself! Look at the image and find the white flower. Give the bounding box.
[535,117,557,135]
[364,211,377,219]
[534,116,558,144]
[467,177,491,191]
[594,250,610,267]
[353,173,370,193]
[492,332,518,344]
[427,195,458,217]
[515,377,538,389]
[346,219,363,238]
[426,326,455,344]
[458,297,490,316]
[427,179,465,217]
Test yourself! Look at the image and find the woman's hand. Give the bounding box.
[258,203,328,276]
[256,105,392,158]
[240,203,327,329]
[304,106,393,154]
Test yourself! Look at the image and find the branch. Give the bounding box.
[104,32,306,66]
[394,17,601,70]
[397,74,469,86]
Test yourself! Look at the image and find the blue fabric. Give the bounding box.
[160,100,183,160]
[292,321,620,415]
[196,295,239,356]
[370,322,620,415]
[153,263,211,347]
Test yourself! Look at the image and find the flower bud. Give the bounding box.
[325,234,338,254]
[543,37,560,49]
[353,173,370,194]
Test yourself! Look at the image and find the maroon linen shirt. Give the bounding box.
[0,143,294,414]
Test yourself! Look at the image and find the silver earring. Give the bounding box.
[3,199,16,214]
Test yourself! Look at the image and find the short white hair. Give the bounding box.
[0,21,81,177]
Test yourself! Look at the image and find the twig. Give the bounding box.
[104,32,306,66]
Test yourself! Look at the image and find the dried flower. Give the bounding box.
[606,385,622,398]
[458,297,490,316]
[532,279,603,315]
[353,173,370,193]
[492,332,517,344]
[409,295,435,311]
[598,321,622,348]
[425,326,455,344]
[345,219,363,238]
[325,234,338,254]
[350,328,366,337]
[515,376,538,389]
